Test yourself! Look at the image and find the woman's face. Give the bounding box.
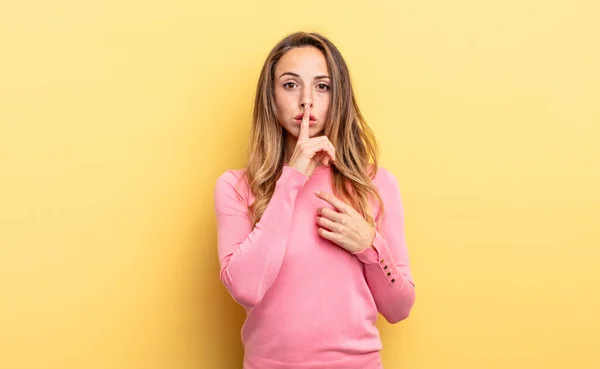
[273,46,331,139]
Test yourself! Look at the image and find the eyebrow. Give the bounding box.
[278,71,331,80]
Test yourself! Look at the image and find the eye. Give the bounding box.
[317,83,330,91]
[283,82,297,89]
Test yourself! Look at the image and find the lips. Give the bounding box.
[294,114,316,121]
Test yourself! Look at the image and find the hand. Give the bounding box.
[314,190,376,254]
[288,105,336,177]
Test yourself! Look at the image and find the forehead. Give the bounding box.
[275,46,328,75]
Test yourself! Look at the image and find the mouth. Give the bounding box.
[294,117,317,126]
[294,114,317,121]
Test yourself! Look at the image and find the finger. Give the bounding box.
[315,191,353,214]
[313,150,325,163]
[321,150,329,166]
[317,215,339,232]
[302,141,334,166]
[313,139,336,162]
[319,207,344,222]
[329,142,336,162]
[317,226,334,239]
[308,139,335,163]
[299,105,311,140]
[317,227,339,244]
[302,140,329,156]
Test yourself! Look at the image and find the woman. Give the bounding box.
[214,31,416,369]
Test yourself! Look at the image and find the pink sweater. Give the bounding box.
[214,163,416,369]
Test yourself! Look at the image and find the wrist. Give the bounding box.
[360,227,376,252]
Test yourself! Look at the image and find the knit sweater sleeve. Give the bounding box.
[214,166,309,309]
[351,168,416,323]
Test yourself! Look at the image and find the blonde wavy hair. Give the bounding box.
[242,31,385,229]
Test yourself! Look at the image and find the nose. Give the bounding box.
[300,86,313,108]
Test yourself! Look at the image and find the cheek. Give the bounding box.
[273,103,286,126]
[274,90,293,115]
[273,90,284,110]
[318,96,331,120]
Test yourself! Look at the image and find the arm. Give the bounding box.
[214,166,308,309]
[351,169,416,323]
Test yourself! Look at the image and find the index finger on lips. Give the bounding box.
[299,105,310,140]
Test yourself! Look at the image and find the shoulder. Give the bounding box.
[214,168,251,202]
[216,168,247,187]
[369,164,400,192]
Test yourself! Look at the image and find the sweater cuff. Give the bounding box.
[281,165,310,186]
[351,230,399,285]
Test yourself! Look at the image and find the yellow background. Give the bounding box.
[1,1,598,368]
